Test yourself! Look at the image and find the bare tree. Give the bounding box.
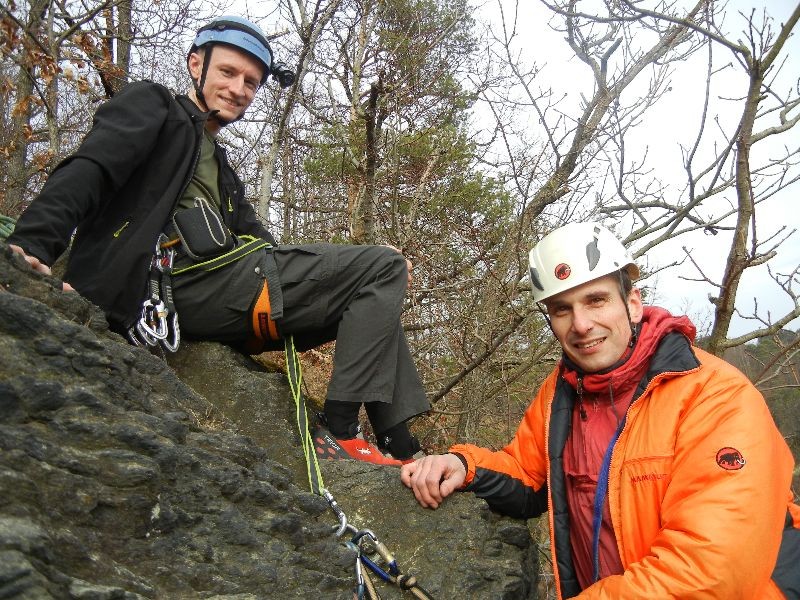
[687,4,800,354]
[256,0,345,222]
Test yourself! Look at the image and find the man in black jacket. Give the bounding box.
[8,15,428,465]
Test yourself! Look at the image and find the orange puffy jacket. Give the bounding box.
[451,333,800,599]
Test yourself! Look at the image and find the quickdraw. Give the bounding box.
[342,524,435,600]
[128,234,180,352]
[284,337,435,600]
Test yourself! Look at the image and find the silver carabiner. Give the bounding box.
[323,489,349,537]
[136,300,163,344]
[127,327,144,347]
[161,245,176,272]
[135,320,159,346]
[161,313,180,352]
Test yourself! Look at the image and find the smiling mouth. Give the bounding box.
[575,338,604,350]
[219,97,240,109]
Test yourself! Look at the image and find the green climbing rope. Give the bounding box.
[284,335,325,495]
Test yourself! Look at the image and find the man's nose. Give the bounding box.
[570,306,594,334]
[229,75,246,97]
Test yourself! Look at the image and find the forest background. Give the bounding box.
[1,0,798,464]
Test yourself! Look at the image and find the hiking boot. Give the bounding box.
[313,424,403,467]
[377,427,423,464]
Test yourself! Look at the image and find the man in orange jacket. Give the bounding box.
[401,222,800,599]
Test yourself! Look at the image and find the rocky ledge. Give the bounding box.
[0,243,538,599]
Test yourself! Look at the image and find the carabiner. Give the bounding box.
[351,529,398,576]
[344,541,366,600]
[127,327,143,347]
[323,489,349,537]
[157,242,175,273]
[161,313,181,353]
[135,321,159,346]
[135,298,167,343]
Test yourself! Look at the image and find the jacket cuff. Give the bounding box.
[448,445,476,487]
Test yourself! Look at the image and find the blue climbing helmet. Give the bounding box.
[192,16,274,85]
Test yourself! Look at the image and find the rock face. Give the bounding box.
[0,244,538,600]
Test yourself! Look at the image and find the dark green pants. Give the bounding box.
[172,243,429,431]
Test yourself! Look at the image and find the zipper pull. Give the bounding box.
[113,221,129,238]
[577,377,588,421]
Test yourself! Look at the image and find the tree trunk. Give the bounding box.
[350,79,382,244]
[705,71,759,357]
[258,0,344,223]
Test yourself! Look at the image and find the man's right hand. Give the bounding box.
[9,244,74,291]
[400,453,467,509]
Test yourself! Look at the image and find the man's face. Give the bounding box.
[543,273,643,373]
[188,45,264,128]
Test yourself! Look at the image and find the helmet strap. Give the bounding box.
[537,304,554,338]
[617,269,638,348]
[189,45,213,111]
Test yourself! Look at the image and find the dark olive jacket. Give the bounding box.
[9,81,275,332]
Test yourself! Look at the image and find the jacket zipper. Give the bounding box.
[605,367,700,563]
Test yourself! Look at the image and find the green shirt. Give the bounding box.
[176,130,221,212]
[171,131,226,269]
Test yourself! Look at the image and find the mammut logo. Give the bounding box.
[716,447,746,471]
[630,472,667,485]
[554,263,571,280]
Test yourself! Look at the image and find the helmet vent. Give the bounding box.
[530,267,544,292]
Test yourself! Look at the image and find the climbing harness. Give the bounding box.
[170,234,271,276]
[128,234,180,351]
[128,233,273,353]
[283,336,435,600]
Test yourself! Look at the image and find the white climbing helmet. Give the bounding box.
[528,222,640,303]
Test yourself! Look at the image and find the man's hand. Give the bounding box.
[9,244,74,291]
[400,453,467,509]
[383,244,413,286]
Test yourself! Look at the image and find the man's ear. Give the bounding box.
[187,50,204,81]
[628,287,644,324]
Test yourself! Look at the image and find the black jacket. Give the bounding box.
[9,81,275,331]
